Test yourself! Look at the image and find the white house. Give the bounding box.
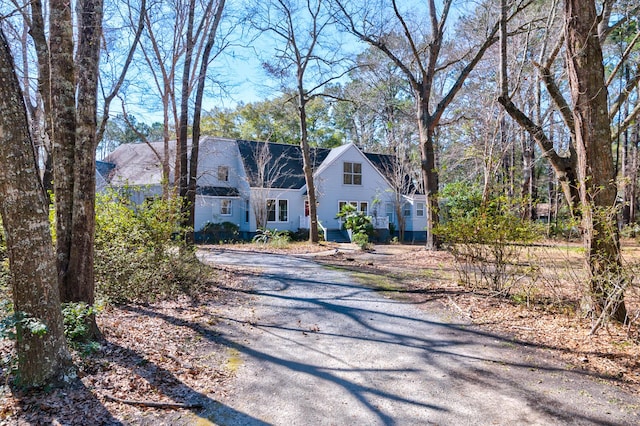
[103,137,428,242]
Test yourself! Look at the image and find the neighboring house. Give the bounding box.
[103,137,427,242]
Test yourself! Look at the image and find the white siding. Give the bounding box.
[314,144,393,229]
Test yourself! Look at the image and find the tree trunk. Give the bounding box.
[498,96,580,214]
[565,0,627,323]
[0,29,72,387]
[187,0,226,245]
[49,0,77,297]
[298,96,319,243]
[66,0,103,326]
[417,97,440,249]
[178,0,196,205]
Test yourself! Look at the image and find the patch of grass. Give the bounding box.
[351,271,404,295]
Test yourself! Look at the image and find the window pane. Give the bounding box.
[360,202,368,214]
[218,166,229,181]
[267,199,276,222]
[221,199,232,215]
[279,200,288,222]
[343,173,352,185]
[353,163,361,173]
[353,174,362,185]
[344,162,352,173]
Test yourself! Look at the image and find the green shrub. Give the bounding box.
[336,204,373,236]
[95,189,210,303]
[352,232,373,251]
[253,228,292,248]
[440,182,483,222]
[200,221,240,243]
[435,196,541,294]
[62,302,99,342]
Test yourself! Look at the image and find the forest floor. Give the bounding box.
[1,240,639,424]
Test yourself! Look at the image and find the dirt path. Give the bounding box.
[194,248,639,425]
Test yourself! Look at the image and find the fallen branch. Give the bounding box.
[447,295,472,319]
[104,394,203,409]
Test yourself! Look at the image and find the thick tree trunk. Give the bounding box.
[0,29,72,387]
[565,0,627,323]
[66,0,103,324]
[49,0,77,295]
[417,98,440,250]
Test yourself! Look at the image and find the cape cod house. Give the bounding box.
[102,137,427,242]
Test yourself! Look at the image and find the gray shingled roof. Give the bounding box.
[364,152,422,195]
[104,141,173,185]
[236,139,331,189]
[196,186,240,197]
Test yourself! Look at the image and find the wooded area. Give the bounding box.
[0,0,639,397]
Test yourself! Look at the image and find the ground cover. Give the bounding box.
[1,239,639,424]
[313,240,640,393]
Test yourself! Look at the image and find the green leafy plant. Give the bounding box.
[62,302,99,342]
[435,196,541,294]
[352,231,373,251]
[95,189,210,303]
[1,310,48,340]
[336,204,373,236]
[200,221,239,243]
[253,228,292,247]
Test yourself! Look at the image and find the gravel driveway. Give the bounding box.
[196,248,639,425]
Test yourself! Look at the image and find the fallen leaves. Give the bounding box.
[0,277,249,425]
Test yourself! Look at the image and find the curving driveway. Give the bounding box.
[196,248,639,425]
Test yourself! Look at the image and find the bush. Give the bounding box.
[62,302,100,342]
[352,232,373,251]
[95,190,211,303]
[253,228,292,248]
[200,221,239,243]
[336,204,373,236]
[435,196,541,294]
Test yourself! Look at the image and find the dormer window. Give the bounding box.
[218,165,229,182]
[343,162,362,185]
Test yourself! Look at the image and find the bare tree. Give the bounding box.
[335,0,534,249]
[251,0,351,243]
[185,0,227,244]
[244,142,296,229]
[0,28,72,388]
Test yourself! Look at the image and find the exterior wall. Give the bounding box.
[120,184,163,204]
[401,196,429,233]
[314,145,394,230]
[197,139,246,189]
[193,139,250,232]
[246,187,303,232]
[194,195,243,232]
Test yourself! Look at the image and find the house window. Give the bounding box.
[267,199,276,222]
[221,199,232,216]
[359,202,368,215]
[278,200,288,222]
[416,202,425,217]
[403,203,412,217]
[267,199,288,222]
[386,203,394,222]
[343,162,362,185]
[217,165,229,182]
